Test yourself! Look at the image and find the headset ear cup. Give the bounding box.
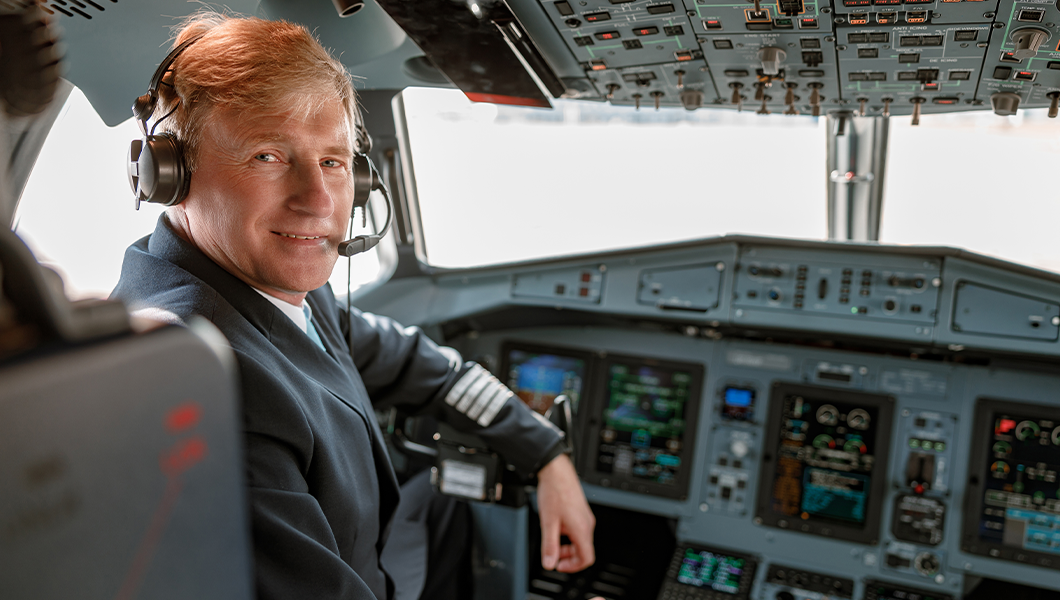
[128,133,190,208]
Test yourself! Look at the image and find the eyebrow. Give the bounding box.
[239,132,355,158]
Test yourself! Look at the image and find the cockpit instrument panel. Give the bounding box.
[756,383,895,544]
[962,398,1060,568]
[581,355,704,499]
[501,343,590,415]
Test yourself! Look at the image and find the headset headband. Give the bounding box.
[132,33,206,135]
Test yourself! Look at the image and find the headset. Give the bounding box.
[127,34,391,257]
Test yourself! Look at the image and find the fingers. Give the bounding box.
[556,512,596,573]
[540,509,561,571]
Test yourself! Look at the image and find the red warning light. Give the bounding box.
[997,418,1017,435]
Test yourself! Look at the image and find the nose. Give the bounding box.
[288,162,337,218]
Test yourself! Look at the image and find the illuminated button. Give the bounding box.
[585,11,611,21]
[703,19,723,30]
[932,96,959,104]
[574,36,594,46]
[595,31,621,40]
[921,82,940,91]
[579,287,590,297]
[799,17,819,28]
[914,483,925,494]
[580,272,592,282]
[647,3,676,14]
[922,441,934,450]
[910,438,921,448]
[674,50,695,61]
[554,1,575,16]
[633,25,660,36]
[936,442,946,451]
[714,39,734,49]
[588,59,608,70]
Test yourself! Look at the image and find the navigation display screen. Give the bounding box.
[584,355,704,499]
[755,383,894,544]
[502,345,588,415]
[676,548,748,594]
[976,408,1060,556]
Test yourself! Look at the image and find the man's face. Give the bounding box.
[177,101,355,304]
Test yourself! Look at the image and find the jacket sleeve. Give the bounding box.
[344,305,564,477]
[237,351,381,600]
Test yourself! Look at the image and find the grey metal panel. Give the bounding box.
[936,257,1060,355]
[636,263,724,311]
[951,281,1060,341]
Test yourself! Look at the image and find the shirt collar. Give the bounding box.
[252,288,311,334]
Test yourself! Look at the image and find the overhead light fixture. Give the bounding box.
[331,0,365,17]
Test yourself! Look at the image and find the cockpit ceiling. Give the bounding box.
[47,0,1060,125]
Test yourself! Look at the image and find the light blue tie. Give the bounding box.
[302,304,326,351]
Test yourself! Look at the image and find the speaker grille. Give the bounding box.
[0,0,117,20]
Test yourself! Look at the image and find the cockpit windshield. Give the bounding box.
[402,87,1060,273]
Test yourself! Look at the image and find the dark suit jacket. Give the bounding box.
[112,216,562,600]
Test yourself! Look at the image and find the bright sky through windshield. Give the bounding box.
[13,86,1060,300]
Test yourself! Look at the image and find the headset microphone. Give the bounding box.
[338,154,393,257]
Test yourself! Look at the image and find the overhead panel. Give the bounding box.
[837,24,991,113]
[977,1,1060,112]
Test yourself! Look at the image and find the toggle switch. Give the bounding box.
[858,97,868,117]
[1048,91,1059,118]
[605,83,620,100]
[729,82,745,111]
[910,97,925,126]
[757,94,772,114]
[675,69,685,89]
[632,93,642,110]
[784,83,799,115]
[808,82,822,117]
[651,90,664,110]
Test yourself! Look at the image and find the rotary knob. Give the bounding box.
[730,439,750,458]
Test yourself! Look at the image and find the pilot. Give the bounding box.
[111,12,596,600]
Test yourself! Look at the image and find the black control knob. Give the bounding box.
[991,92,1021,117]
[1010,27,1050,60]
[1048,91,1059,119]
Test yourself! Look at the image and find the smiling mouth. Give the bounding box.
[275,232,323,240]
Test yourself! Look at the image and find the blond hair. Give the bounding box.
[152,12,358,172]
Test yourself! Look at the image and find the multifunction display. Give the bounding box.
[501,344,588,415]
[583,355,704,499]
[963,398,1060,568]
[657,545,756,600]
[756,383,894,544]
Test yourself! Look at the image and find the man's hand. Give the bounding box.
[536,454,596,573]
